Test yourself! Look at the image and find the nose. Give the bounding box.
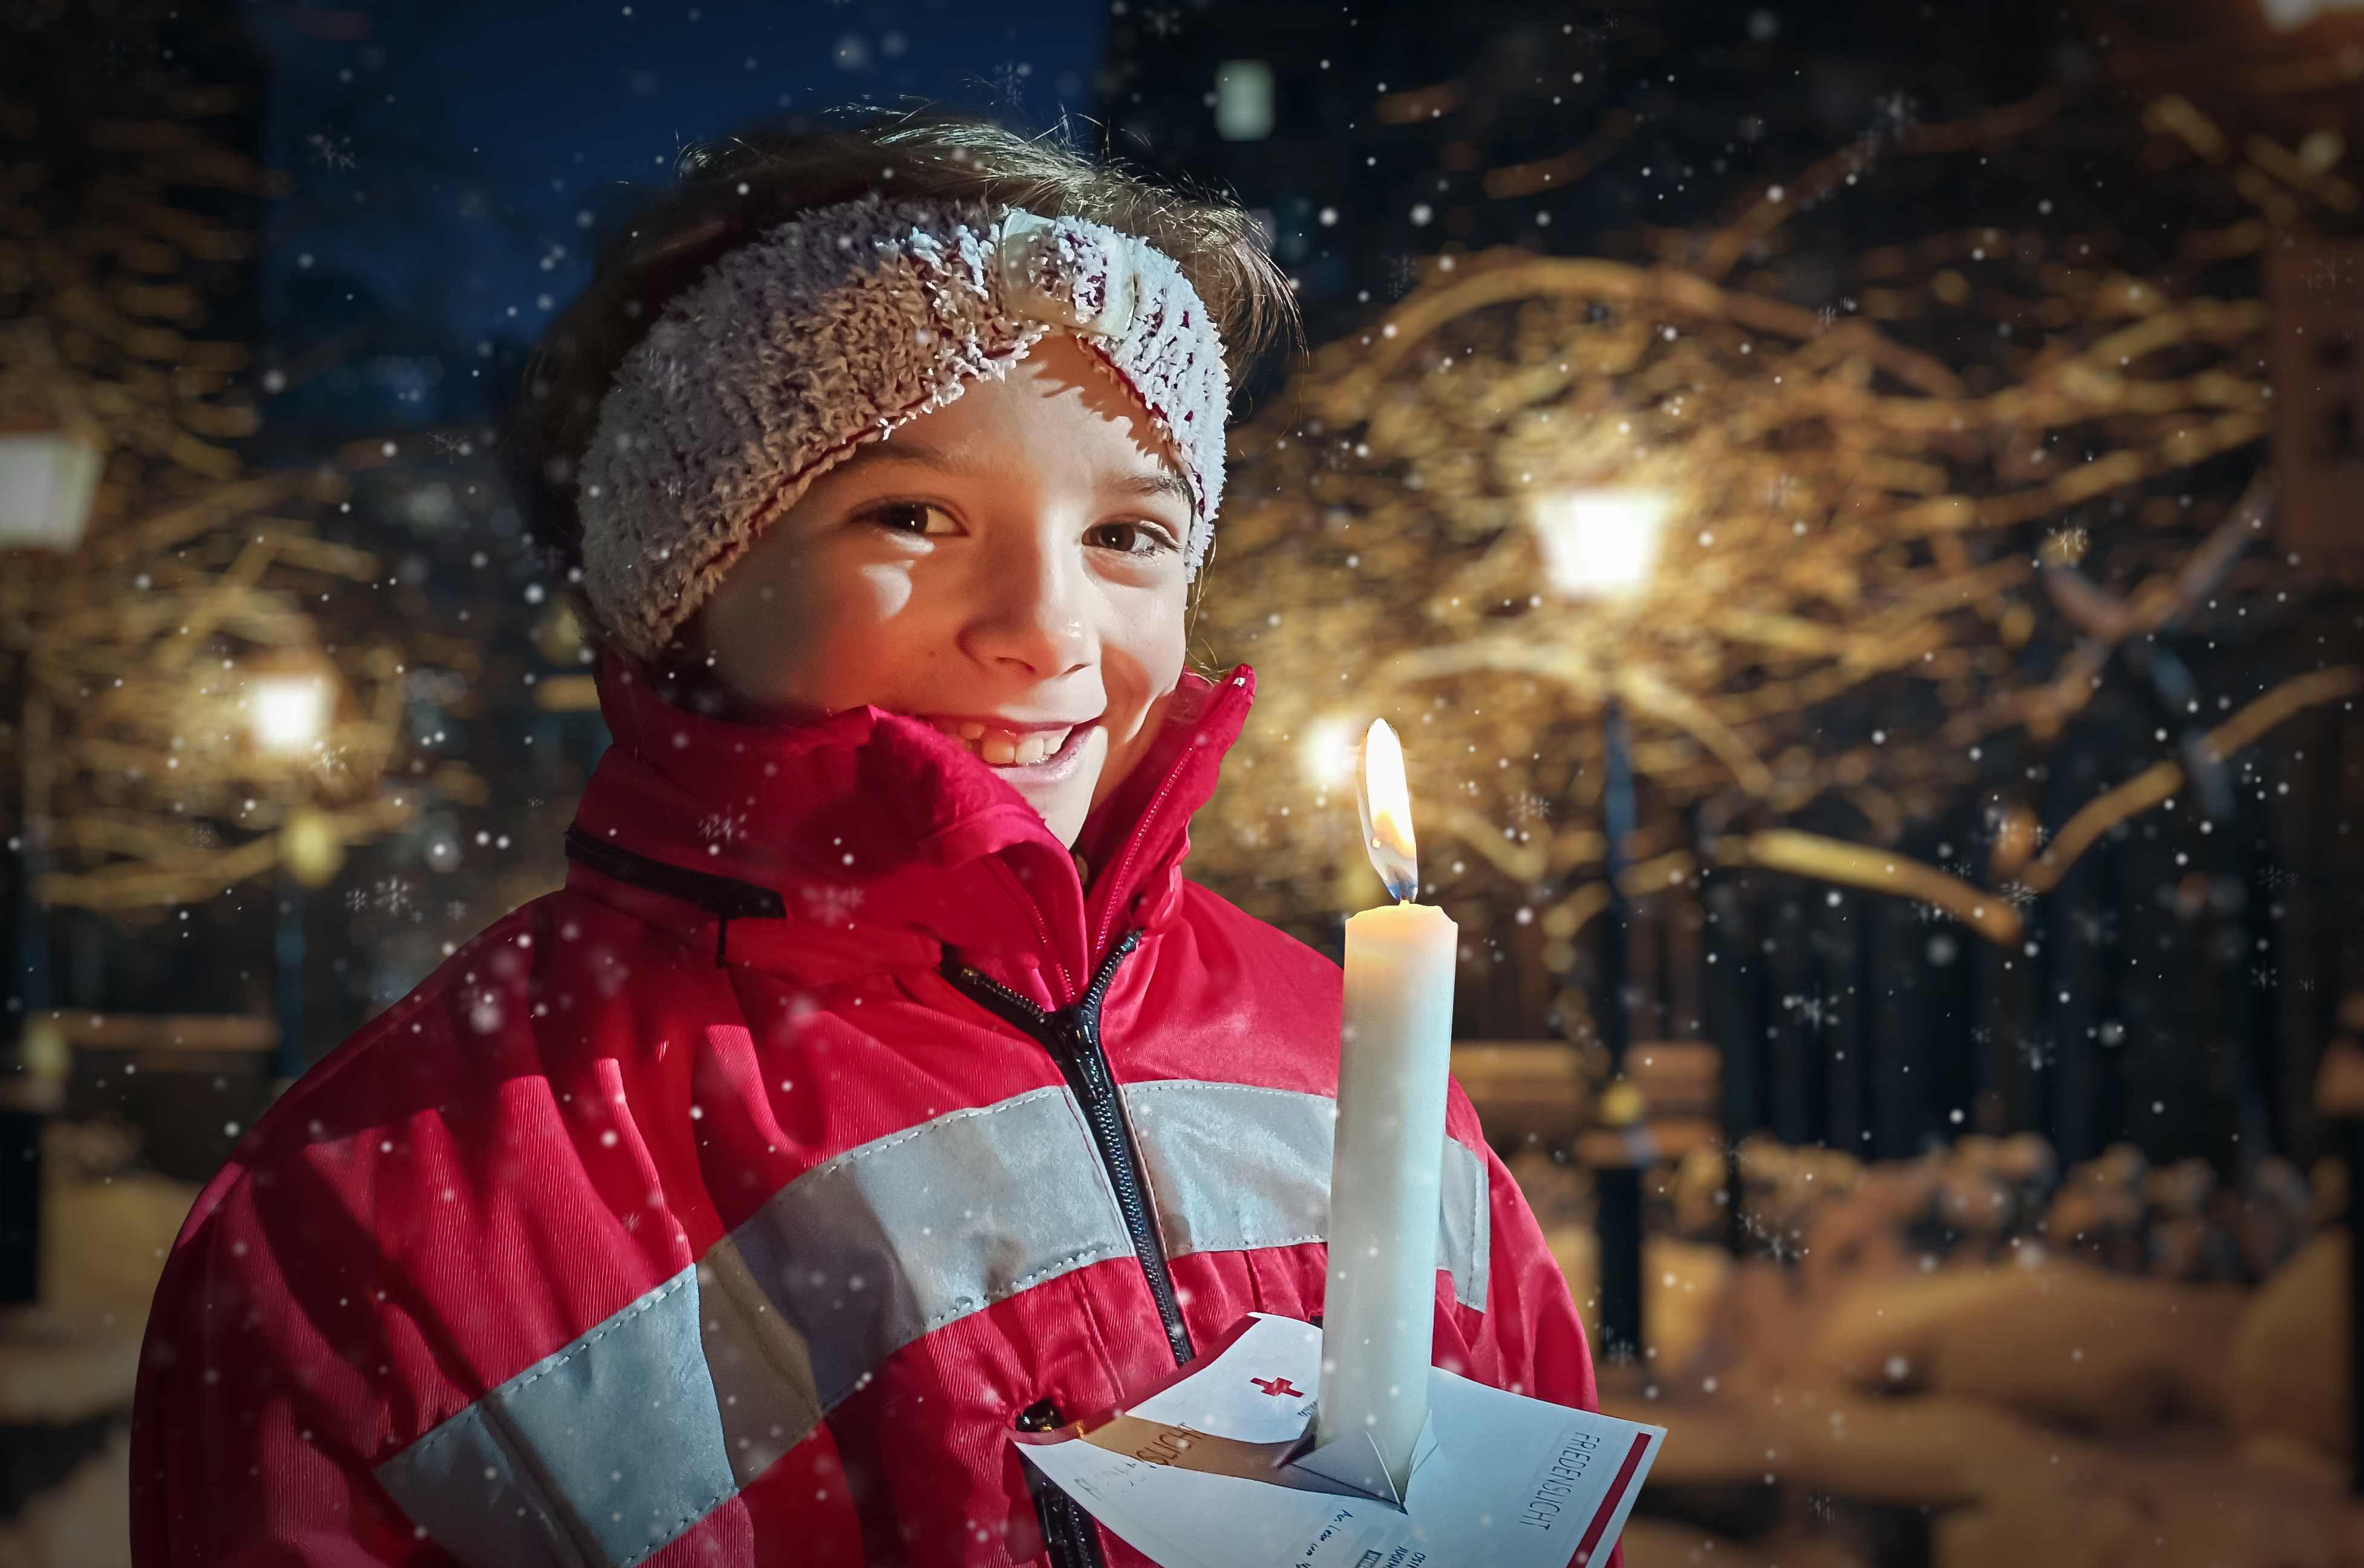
[959,521,1092,680]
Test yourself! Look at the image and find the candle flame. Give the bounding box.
[1356,719,1419,901]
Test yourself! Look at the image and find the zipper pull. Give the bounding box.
[1057,1022,1112,1106]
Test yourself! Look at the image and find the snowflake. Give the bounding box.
[305,132,358,171]
[371,877,413,915]
[989,59,1034,101]
[2251,964,2278,991]
[1780,991,1837,1030]
[1863,91,1921,149]
[800,883,864,928]
[2261,866,2300,894]
[698,810,748,845]
[344,887,368,913]
[445,900,469,922]
[1736,1210,1805,1262]
[2000,881,2039,909]
[1507,791,1552,829]
[1140,5,1181,38]
[427,430,475,457]
[2044,524,2091,566]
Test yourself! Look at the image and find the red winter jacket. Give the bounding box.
[132,661,1604,1568]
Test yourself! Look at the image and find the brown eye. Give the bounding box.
[1087,520,1180,557]
[864,501,956,535]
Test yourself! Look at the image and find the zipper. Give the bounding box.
[943,930,1195,1368]
[1089,766,1184,961]
[1017,1399,1109,1568]
[1086,673,1250,959]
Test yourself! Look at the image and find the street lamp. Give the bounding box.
[2259,0,2364,29]
[0,430,99,1309]
[1526,486,1674,603]
[249,671,333,757]
[1526,484,1673,1371]
[243,665,335,1082]
[0,431,102,554]
[1213,60,1275,142]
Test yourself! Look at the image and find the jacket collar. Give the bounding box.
[567,659,1256,1009]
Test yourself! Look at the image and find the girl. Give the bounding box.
[132,114,1605,1568]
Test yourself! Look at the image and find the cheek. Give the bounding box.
[852,561,918,627]
[707,546,926,707]
[781,559,929,705]
[1105,584,1189,707]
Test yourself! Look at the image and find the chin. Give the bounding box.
[1020,783,1093,848]
[1010,726,1111,848]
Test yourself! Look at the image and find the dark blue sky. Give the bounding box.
[252,0,1104,428]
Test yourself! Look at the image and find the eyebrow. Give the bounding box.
[1113,469,1195,503]
[858,438,1192,503]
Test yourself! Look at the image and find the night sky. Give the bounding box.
[251,0,1104,430]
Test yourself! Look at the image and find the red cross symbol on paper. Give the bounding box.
[1250,1376,1304,1398]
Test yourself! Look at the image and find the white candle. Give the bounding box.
[1318,719,1458,1498]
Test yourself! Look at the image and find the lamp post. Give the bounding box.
[247,670,334,1083]
[1526,485,1673,1370]
[0,431,100,1016]
[0,428,100,1310]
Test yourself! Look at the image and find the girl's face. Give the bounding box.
[693,335,1195,848]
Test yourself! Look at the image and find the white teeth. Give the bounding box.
[928,719,1073,765]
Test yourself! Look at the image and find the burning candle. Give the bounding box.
[1318,719,1458,1498]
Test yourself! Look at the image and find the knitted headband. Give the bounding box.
[576,198,1232,660]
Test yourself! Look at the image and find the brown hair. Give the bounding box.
[506,109,1298,630]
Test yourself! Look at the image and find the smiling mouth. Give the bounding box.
[926,717,1084,768]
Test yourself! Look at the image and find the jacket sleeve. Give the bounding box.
[1453,1131,1629,1568]
[131,1161,451,1568]
[1473,1139,1601,1412]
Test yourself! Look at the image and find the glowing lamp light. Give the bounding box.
[2261,0,2364,30]
[0,431,103,552]
[1354,719,1419,901]
[1214,59,1275,141]
[249,673,332,754]
[1526,486,1676,601]
[1301,713,1363,792]
[280,803,346,889]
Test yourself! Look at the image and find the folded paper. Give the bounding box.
[1016,1315,1664,1568]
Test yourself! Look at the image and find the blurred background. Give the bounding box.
[4,0,2364,1563]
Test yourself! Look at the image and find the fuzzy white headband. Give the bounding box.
[576,198,1230,660]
